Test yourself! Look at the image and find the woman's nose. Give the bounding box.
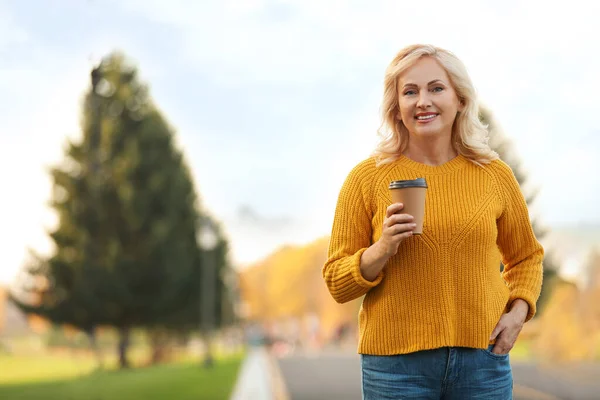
[417,92,432,108]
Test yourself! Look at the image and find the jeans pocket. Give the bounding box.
[480,345,510,361]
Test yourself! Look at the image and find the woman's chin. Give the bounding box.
[410,126,449,138]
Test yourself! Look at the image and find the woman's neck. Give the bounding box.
[403,137,457,166]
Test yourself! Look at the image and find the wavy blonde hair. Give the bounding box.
[372,44,498,166]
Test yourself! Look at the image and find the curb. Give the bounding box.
[265,351,290,400]
[229,346,290,400]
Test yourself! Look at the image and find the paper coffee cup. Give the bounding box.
[388,178,427,235]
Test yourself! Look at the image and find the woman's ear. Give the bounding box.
[458,99,466,113]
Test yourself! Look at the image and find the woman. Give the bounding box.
[322,44,543,399]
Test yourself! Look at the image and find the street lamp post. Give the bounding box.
[198,216,218,368]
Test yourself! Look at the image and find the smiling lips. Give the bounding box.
[415,112,439,123]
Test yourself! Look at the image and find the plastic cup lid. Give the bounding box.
[389,178,428,189]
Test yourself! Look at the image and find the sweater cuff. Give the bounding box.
[508,289,537,322]
[350,248,385,288]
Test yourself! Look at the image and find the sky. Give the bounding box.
[1,0,599,284]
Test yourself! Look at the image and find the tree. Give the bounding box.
[149,217,237,366]
[532,250,600,362]
[13,249,108,368]
[238,237,360,345]
[11,51,234,368]
[479,105,564,315]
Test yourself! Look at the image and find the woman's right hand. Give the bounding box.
[359,203,417,282]
[378,202,416,257]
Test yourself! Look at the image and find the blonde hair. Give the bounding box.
[372,44,498,166]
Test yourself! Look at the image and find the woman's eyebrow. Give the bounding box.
[402,79,445,88]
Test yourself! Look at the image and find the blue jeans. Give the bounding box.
[361,345,512,399]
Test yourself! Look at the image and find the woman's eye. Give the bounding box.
[404,90,416,96]
[432,86,444,92]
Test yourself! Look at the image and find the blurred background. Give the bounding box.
[1,1,599,399]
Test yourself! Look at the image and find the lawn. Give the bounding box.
[0,353,243,400]
[0,345,159,385]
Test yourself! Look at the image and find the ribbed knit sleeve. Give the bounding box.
[322,159,383,304]
[493,160,544,322]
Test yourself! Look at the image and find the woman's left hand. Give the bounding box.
[489,299,529,355]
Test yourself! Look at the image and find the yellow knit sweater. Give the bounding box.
[323,154,544,355]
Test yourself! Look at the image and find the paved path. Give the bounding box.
[512,362,600,400]
[277,350,600,400]
[229,347,290,400]
[230,348,274,400]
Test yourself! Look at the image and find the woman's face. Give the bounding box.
[397,56,464,141]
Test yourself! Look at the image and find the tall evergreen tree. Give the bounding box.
[480,105,563,315]
[11,51,234,368]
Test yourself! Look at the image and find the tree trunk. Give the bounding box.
[118,326,130,369]
[150,329,172,365]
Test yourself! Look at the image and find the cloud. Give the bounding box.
[221,204,319,266]
[0,67,89,283]
[0,4,29,47]
[114,0,600,88]
[117,0,600,231]
[2,0,599,282]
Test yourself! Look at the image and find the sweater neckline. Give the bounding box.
[395,153,470,175]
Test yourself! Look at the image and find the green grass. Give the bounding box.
[0,346,155,385]
[0,354,243,400]
[0,354,98,385]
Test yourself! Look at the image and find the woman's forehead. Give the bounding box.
[399,57,450,86]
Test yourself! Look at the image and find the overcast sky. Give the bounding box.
[1,0,599,284]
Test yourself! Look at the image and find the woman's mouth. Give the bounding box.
[415,114,438,123]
